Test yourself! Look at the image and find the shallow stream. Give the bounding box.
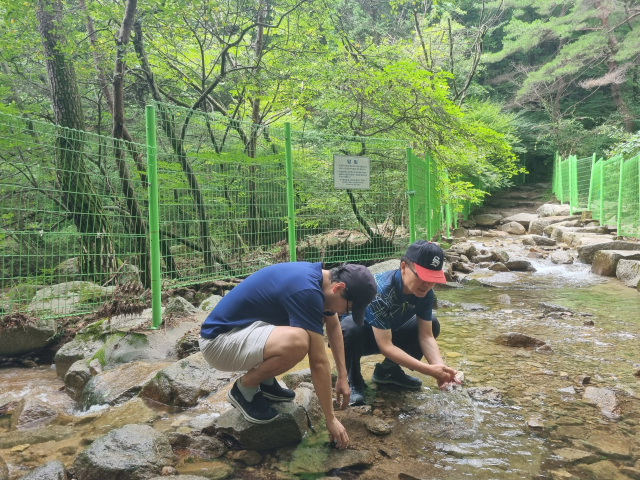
[1,236,639,479]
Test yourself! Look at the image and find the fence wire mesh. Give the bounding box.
[290,129,409,264]
[0,112,149,318]
[619,156,640,238]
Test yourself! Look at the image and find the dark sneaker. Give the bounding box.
[260,380,295,402]
[226,381,279,424]
[349,384,366,406]
[371,362,422,389]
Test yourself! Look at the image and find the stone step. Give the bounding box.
[577,240,640,264]
[616,259,640,287]
[591,250,640,276]
[529,216,581,235]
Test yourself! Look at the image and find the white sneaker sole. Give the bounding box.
[226,389,279,424]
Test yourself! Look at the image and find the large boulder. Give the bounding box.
[0,316,57,357]
[64,360,93,400]
[499,221,526,235]
[491,249,510,263]
[199,294,222,312]
[54,319,108,377]
[165,432,227,459]
[495,332,546,347]
[202,388,312,451]
[73,424,176,480]
[616,260,640,287]
[139,353,235,407]
[10,396,59,430]
[473,214,502,226]
[577,240,640,264]
[165,296,198,317]
[81,361,170,409]
[591,250,640,277]
[449,243,478,259]
[18,460,66,480]
[562,228,610,247]
[522,235,557,247]
[537,204,571,217]
[53,258,81,280]
[550,251,573,265]
[502,213,538,228]
[27,281,114,316]
[529,216,579,235]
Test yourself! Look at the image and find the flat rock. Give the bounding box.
[591,250,640,276]
[289,448,375,475]
[452,228,468,238]
[577,240,640,264]
[73,424,176,480]
[563,228,611,246]
[148,477,210,480]
[11,396,58,431]
[460,303,489,311]
[583,387,619,418]
[505,260,536,272]
[495,332,546,347]
[553,448,597,464]
[529,216,579,235]
[199,294,222,312]
[537,204,571,217]
[466,386,502,403]
[482,230,509,238]
[175,463,232,479]
[0,316,57,357]
[502,213,538,228]
[0,425,74,449]
[551,251,573,264]
[500,221,526,235]
[18,460,66,480]
[82,361,170,409]
[225,449,262,465]
[463,278,500,288]
[583,432,631,459]
[367,259,400,275]
[0,455,7,480]
[539,303,573,314]
[473,214,502,226]
[139,353,235,407]
[578,460,631,480]
[522,235,557,246]
[616,259,640,287]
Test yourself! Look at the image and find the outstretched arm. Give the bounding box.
[325,313,350,409]
[418,318,460,388]
[308,330,349,449]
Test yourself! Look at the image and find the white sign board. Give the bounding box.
[333,155,370,190]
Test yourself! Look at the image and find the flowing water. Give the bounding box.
[1,237,639,479]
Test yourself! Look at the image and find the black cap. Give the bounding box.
[404,241,447,283]
[338,264,377,326]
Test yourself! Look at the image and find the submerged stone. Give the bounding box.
[583,387,619,418]
[495,332,546,347]
[466,386,502,403]
[289,448,375,475]
[553,448,597,464]
[577,460,630,480]
[583,432,631,459]
[10,396,59,431]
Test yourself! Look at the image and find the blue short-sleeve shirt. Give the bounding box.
[200,262,325,339]
[364,269,433,330]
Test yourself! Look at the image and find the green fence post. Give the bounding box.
[617,157,624,236]
[599,159,604,224]
[443,170,451,238]
[587,152,596,211]
[146,105,162,330]
[407,148,416,243]
[284,122,297,262]
[568,156,574,215]
[558,155,564,204]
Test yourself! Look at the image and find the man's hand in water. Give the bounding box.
[428,364,459,388]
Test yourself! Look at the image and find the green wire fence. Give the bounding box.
[1,105,500,322]
[552,152,640,238]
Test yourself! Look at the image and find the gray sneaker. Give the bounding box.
[349,384,366,406]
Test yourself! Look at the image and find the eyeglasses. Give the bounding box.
[345,297,352,317]
[405,263,421,279]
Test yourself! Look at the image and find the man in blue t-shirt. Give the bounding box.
[200,262,376,449]
[341,241,460,405]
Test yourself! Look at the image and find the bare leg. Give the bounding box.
[241,326,309,388]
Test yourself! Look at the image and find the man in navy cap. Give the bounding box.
[200,262,377,449]
[341,241,460,405]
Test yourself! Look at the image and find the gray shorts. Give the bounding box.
[199,321,276,372]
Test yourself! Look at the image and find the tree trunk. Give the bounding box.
[111,0,151,288]
[36,0,116,283]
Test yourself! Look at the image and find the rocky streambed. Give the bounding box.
[1,189,640,480]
